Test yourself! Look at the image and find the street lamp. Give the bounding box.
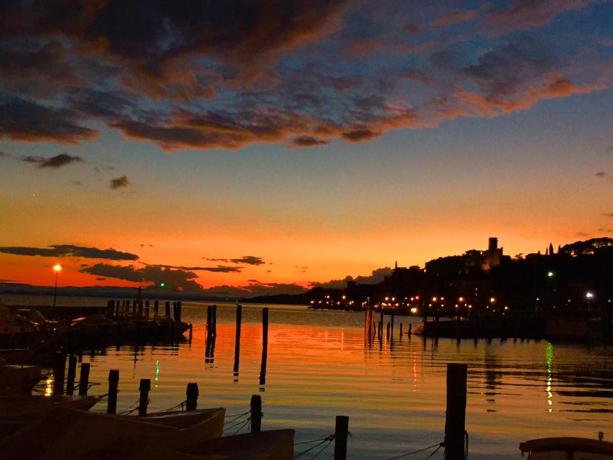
[52,264,62,307]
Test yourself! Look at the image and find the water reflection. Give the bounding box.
[36,301,613,460]
[546,342,554,413]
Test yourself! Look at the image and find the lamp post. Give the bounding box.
[52,264,62,308]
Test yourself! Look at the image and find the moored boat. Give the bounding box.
[121,407,225,433]
[0,395,99,416]
[0,406,226,459]
[179,429,295,460]
[520,436,613,459]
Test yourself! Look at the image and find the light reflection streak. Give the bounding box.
[154,359,160,388]
[545,342,554,413]
[44,376,53,397]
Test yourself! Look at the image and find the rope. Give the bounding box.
[424,444,443,459]
[305,438,333,460]
[224,410,250,420]
[230,417,251,435]
[118,397,150,415]
[295,434,335,458]
[224,414,251,432]
[163,400,186,412]
[384,442,444,460]
[296,436,336,446]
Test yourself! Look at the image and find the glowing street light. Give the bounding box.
[585,291,595,300]
[547,271,555,278]
[52,264,62,308]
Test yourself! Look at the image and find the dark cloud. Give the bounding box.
[484,0,600,35]
[0,41,82,97]
[110,175,129,190]
[595,171,607,178]
[0,1,608,152]
[431,10,477,27]
[201,281,307,298]
[80,263,203,292]
[603,213,613,218]
[205,256,266,266]
[291,136,329,147]
[22,153,83,168]
[462,39,553,102]
[0,97,97,143]
[0,244,138,261]
[157,264,242,273]
[342,129,380,142]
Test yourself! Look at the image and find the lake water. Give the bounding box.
[6,295,613,459]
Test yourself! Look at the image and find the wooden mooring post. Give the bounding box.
[444,363,467,460]
[390,314,395,337]
[165,301,171,317]
[334,415,349,460]
[138,378,151,416]
[186,382,199,411]
[107,369,119,414]
[233,304,242,377]
[78,363,90,396]
[65,354,77,395]
[259,307,269,387]
[250,395,262,432]
[52,352,65,395]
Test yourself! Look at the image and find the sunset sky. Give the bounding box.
[1,0,612,296]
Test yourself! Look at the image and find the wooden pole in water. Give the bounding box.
[399,322,403,339]
[250,395,262,432]
[444,363,467,460]
[165,301,171,317]
[53,352,65,395]
[145,300,150,318]
[259,308,269,387]
[176,301,182,322]
[66,354,77,396]
[233,304,242,376]
[185,382,199,411]
[78,363,90,396]
[107,370,119,414]
[391,314,395,337]
[334,415,349,460]
[138,378,151,416]
[154,300,159,317]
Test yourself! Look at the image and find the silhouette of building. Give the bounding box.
[482,237,503,270]
[426,237,506,275]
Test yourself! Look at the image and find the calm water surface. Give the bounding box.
[7,295,613,459]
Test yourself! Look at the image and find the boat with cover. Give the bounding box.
[0,406,226,460]
[520,436,613,459]
[120,407,225,432]
[178,429,295,460]
[0,395,99,416]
